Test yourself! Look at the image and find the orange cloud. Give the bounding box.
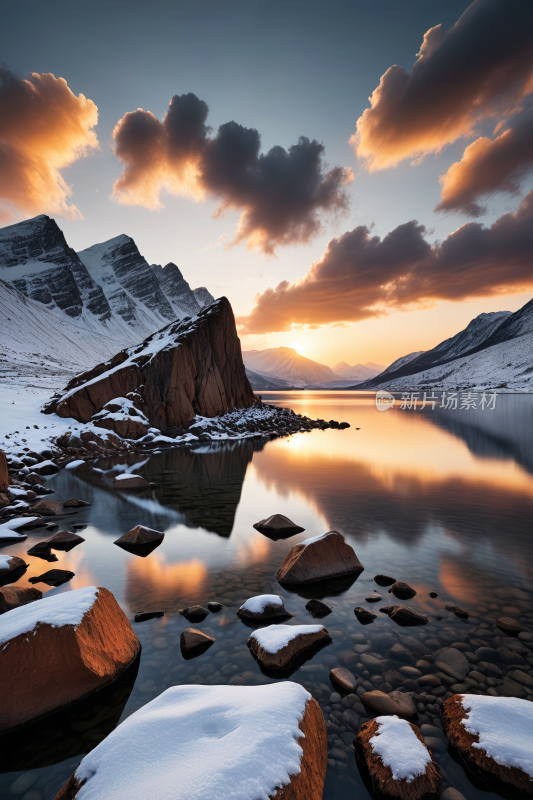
[437,104,533,216]
[351,0,533,170]
[0,67,99,221]
[112,93,352,254]
[238,190,533,334]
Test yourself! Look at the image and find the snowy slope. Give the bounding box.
[151,263,200,318]
[378,351,426,377]
[332,361,384,380]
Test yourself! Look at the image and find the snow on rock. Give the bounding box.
[193,286,216,309]
[249,624,324,654]
[55,682,328,800]
[151,263,200,318]
[0,585,140,732]
[370,716,431,781]
[355,716,442,800]
[65,460,85,470]
[237,594,290,622]
[247,624,331,677]
[443,694,533,795]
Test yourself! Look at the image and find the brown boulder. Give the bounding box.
[247,623,331,676]
[28,569,75,587]
[63,499,90,508]
[329,667,357,694]
[380,605,429,626]
[114,526,164,557]
[95,416,149,440]
[0,585,42,614]
[496,616,524,635]
[0,449,10,491]
[253,514,305,540]
[180,627,215,659]
[442,694,533,796]
[305,599,332,618]
[0,585,140,732]
[0,554,28,586]
[48,530,86,551]
[276,531,364,585]
[374,574,396,586]
[0,492,10,508]
[237,594,291,622]
[355,717,442,800]
[112,474,150,490]
[180,605,209,623]
[388,581,417,599]
[26,540,53,556]
[51,298,255,431]
[355,606,377,624]
[53,684,327,800]
[30,499,63,516]
[360,690,417,719]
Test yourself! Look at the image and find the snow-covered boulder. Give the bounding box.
[443,694,533,796]
[93,397,150,440]
[0,585,41,614]
[355,716,441,800]
[114,525,164,557]
[276,531,364,585]
[253,514,305,540]
[53,683,327,800]
[0,554,27,586]
[0,517,31,545]
[113,474,151,490]
[237,594,291,622]
[0,585,140,732]
[247,623,331,677]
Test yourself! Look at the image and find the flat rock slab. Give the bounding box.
[330,667,357,694]
[0,585,41,614]
[355,606,377,624]
[29,569,75,587]
[306,599,332,618]
[180,605,209,623]
[134,611,165,623]
[248,624,331,677]
[0,555,28,586]
[30,499,63,516]
[356,716,441,800]
[380,605,428,627]
[237,594,290,622]
[0,586,140,732]
[113,474,150,490]
[253,514,305,540]
[180,628,215,659]
[53,683,327,800]
[388,581,417,599]
[48,530,86,552]
[63,500,90,508]
[276,531,364,585]
[443,694,533,797]
[374,574,396,587]
[360,690,417,719]
[114,526,164,557]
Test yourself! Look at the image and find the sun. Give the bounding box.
[290,341,307,354]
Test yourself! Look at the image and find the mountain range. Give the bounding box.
[0,215,215,374]
[332,361,385,381]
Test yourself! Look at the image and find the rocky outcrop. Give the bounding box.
[0,450,10,491]
[152,262,200,318]
[253,514,305,539]
[0,585,42,614]
[247,624,331,677]
[48,297,256,432]
[193,286,215,308]
[356,717,442,800]
[0,586,140,732]
[443,694,533,796]
[276,531,364,585]
[0,555,28,587]
[114,526,164,557]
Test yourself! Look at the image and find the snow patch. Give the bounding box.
[0,555,15,570]
[239,595,284,614]
[249,624,324,654]
[65,460,85,469]
[72,682,310,800]
[0,585,99,647]
[370,716,431,782]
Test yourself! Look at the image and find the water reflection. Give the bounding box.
[125,555,208,613]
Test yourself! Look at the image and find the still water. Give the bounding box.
[2,392,533,799]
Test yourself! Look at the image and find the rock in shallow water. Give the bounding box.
[380,605,428,627]
[388,581,417,600]
[0,585,41,614]
[276,531,363,585]
[330,667,357,694]
[496,616,525,635]
[360,690,417,719]
[253,514,305,539]
[114,526,164,558]
[354,607,376,625]
[180,628,215,659]
[180,605,209,623]
[237,594,291,623]
[247,623,331,677]
[134,611,164,623]
[374,574,396,587]
[28,569,74,587]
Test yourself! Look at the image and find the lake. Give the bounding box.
[2,391,533,800]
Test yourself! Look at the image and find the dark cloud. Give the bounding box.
[436,103,533,216]
[352,0,533,170]
[237,190,533,334]
[112,93,352,254]
[0,66,98,221]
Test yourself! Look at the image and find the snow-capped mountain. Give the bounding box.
[332,361,385,380]
[151,262,200,318]
[242,347,339,385]
[193,287,215,308]
[0,215,215,355]
[377,351,426,377]
[362,299,533,392]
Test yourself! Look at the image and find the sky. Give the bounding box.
[1,0,533,368]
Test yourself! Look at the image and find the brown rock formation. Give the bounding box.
[247,625,331,676]
[355,718,442,800]
[443,694,533,796]
[180,627,215,659]
[360,689,417,719]
[330,667,357,694]
[237,596,291,622]
[355,607,377,624]
[253,514,305,540]
[0,450,11,491]
[0,554,28,586]
[388,581,417,599]
[30,499,63,516]
[379,605,429,626]
[48,530,85,551]
[0,586,141,732]
[95,415,149,440]
[63,499,90,508]
[0,585,42,614]
[374,574,396,586]
[49,298,256,432]
[496,616,524,634]
[276,531,364,585]
[113,475,150,490]
[28,569,75,586]
[114,525,164,557]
